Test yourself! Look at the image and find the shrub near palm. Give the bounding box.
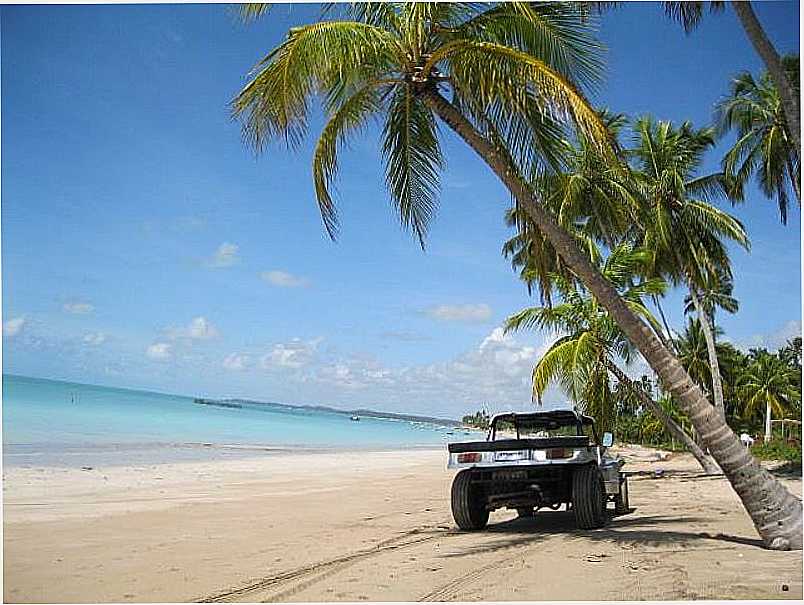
[232,2,802,550]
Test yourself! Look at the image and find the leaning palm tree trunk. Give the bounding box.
[423,89,802,550]
[606,360,720,474]
[731,1,801,157]
[688,286,726,420]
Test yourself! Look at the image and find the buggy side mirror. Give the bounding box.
[602,432,614,448]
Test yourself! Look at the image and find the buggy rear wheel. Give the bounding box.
[572,465,608,529]
[451,470,488,530]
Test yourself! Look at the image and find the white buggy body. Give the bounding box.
[447,410,629,530]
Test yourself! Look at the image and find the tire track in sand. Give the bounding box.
[417,551,526,602]
[195,526,456,603]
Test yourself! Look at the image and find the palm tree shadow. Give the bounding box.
[440,508,764,559]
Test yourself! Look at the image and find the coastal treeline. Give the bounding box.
[461,410,491,429]
[612,337,801,459]
[231,2,800,549]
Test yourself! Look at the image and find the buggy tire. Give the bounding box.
[572,464,608,529]
[516,507,534,518]
[451,470,488,530]
[615,476,630,515]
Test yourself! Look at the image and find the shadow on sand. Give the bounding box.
[439,508,764,558]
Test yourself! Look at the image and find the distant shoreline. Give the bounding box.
[4,373,464,427]
[198,396,464,427]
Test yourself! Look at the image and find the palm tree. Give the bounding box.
[505,244,719,473]
[662,1,800,157]
[501,204,591,307]
[613,373,653,418]
[715,341,750,424]
[683,267,739,420]
[675,319,749,424]
[778,337,802,369]
[636,391,692,447]
[739,350,801,443]
[628,117,748,422]
[676,318,716,392]
[683,267,739,319]
[233,2,801,550]
[502,110,639,305]
[716,56,800,224]
[778,338,802,422]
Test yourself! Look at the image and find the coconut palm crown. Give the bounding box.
[628,117,748,288]
[739,349,801,438]
[716,55,800,224]
[232,2,611,247]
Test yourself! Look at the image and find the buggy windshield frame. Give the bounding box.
[488,411,599,444]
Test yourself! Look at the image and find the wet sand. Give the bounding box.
[3,447,802,602]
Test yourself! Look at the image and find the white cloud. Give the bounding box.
[315,357,395,390]
[424,303,492,323]
[298,327,561,415]
[83,332,107,346]
[392,327,547,401]
[741,319,802,352]
[223,352,250,371]
[167,316,219,341]
[63,302,94,314]
[146,342,172,360]
[207,242,239,268]
[261,270,310,288]
[317,362,361,389]
[261,337,322,369]
[3,317,25,338]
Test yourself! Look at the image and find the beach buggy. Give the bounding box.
[447,410,629,530]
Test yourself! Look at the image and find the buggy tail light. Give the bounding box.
[546,447,571,459]
[457,452,482,463]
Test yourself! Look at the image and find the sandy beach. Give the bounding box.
[3,446,802,603]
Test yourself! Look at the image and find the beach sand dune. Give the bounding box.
[3,448,801,602]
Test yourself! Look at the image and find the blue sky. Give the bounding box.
[2,2,800,418]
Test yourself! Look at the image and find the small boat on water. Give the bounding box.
[350,415,360,422]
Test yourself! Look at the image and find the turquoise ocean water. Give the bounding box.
[2,375,472,467]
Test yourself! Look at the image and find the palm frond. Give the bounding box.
[453,2,605,91]
[312,82,386,239]
[533,337,582,403]
[238,3,271,22]
[232,21,398,150]
[382,85,443,247]
[435,40,613,155]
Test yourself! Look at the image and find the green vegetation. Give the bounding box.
[233,0,802,550]
[505,243,667,436]
[751,439,802,464]
[609,338,801,454]
[461,410,490,429]
[717,55,800,224]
